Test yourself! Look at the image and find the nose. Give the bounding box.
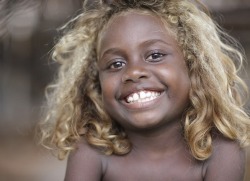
[121,62,150,83]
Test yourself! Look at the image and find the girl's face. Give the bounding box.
[97,11,190,131]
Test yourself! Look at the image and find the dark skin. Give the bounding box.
[64,12,246,181]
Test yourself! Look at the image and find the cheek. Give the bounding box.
[174,71,190,95]
[174,71,191,106]
[99,79,119,117]
[99,74,117,101]
[161,65,190,98]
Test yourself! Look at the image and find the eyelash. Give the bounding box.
[108,60,126,70]
[105,51,166,70]
[146,51,167,62]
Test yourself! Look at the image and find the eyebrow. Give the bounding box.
[99,48,124,61]
[99,38,173,60]
[141,38,172,47]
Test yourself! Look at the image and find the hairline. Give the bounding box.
[96,8,178,61]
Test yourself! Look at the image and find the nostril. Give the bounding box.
[139,75,147,79]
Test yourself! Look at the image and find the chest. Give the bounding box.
[102,153,204,181]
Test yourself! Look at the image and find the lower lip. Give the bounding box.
[121,92,164,111]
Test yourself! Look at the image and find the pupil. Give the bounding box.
[114,62,122,68]
[152,53,160,59]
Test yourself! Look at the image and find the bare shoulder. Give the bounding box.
[203,135,246,181]
[64,138,105,181]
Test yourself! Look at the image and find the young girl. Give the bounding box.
[38,0,250,180]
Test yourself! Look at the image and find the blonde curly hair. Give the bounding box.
[37,0,250,160]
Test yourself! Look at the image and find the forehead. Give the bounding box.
[97,10,176,52]
[106,10,164,30]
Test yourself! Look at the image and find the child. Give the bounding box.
[38,0,250,180]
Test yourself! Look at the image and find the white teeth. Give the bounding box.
[126,91,161,103]
[139,91,146,99]
[133,93,139,101]
[127,96,133,103]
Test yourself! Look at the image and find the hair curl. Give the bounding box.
[37,0,250,160]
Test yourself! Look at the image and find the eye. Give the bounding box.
[108,60,126,70]
[146,51,166,62]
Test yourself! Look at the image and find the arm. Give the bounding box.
[64,140,103,181]
[203,136,246,181]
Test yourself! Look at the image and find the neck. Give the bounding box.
[126,121,185,157]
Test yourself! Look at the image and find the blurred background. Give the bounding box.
[0,0,249,180]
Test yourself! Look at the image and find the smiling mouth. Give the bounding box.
[125,90,161,103]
